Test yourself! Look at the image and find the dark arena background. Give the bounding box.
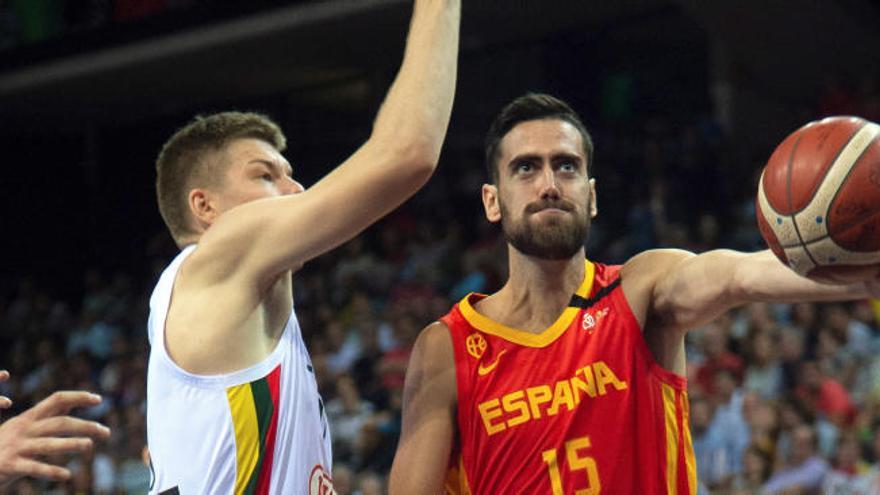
[1,1,879,493]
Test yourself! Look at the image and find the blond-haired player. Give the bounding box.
[145,2,460,493]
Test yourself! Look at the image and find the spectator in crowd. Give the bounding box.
[796,359,857,427]
[743,327,784,400]
[822,431,872,494]
[730,444,773,493]
[326,375,376,463]
[860,427,880,492]
[763,424,829,494]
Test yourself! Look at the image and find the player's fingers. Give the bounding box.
[0,371,10,409]
[21,436,94,456]
[32,416,110,439]
[12,458,71,482]
[25,391,102,419]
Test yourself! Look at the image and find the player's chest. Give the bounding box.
[462,311,637,423]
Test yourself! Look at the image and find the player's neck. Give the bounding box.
[480,248,585,333]
[506,248,584,298]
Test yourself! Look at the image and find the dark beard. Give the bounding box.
[500,199,589,260]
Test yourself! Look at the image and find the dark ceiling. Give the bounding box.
[0,0,676,132]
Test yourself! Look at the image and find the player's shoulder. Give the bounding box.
[405,320,457,404]
[619,249,696,320]
[621,248,695,282]
[175,231,265,295]
[411,320,455,371]
[415,320,453,353]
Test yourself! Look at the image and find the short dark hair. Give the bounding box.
[484,93,594,183]
[156,111,286,245]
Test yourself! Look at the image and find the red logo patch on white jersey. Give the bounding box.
[309,464,336,495]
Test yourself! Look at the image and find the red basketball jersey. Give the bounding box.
[442,260,696,495]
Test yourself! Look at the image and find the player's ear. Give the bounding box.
[588,178,598,218]
[482,183,501,223]
[189,188,220,229]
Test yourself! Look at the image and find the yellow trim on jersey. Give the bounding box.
[871,299,880,326]
[227,383,260,495]
[662,383,679,495]
[443,455,472,495]
[457,260,595,348]
[680,390,697,495]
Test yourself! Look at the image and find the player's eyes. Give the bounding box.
[516,162,533,173]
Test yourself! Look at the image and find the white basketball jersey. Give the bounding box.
[146,246,334,494]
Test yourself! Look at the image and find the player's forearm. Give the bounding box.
[368,0,460,169]
[654,248,872,333]
[734,250,872,302]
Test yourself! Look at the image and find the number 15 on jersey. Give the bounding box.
[541,435,601,494]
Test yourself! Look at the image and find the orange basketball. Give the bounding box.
[756,116,880,283]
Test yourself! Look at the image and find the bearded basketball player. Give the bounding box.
[389,93,880,494]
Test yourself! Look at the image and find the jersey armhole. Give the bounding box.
[149,245,291,389]
[440,312,474,455]
[608,280,688,391]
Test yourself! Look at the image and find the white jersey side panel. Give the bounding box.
[146,246,333,494]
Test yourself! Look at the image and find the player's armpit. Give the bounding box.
[389,321,457,495]
[622,248,703,333]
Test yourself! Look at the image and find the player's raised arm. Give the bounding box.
[194,0,460,286]
[389,322,457,494]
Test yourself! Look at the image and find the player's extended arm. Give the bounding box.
[389,322,457,494]
[0,389,110,487]
[196,0,460,286]
[628,248,879,334]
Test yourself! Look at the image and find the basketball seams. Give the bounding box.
[757,173,800,248]
[784,123,879,256]
[783,126,804,216]
[759,116,880,279]
[823,129,880,238]
[800,236,880,265]
[784,207,880,249]
[785,128,821,269]
[788,117,867,215]
[812,121,876,232]
[790,122,877,244]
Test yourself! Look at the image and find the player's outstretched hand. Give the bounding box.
[0,389,111,488]
[0,371,11,409]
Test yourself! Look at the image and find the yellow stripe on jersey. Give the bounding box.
[227,383,260,495]
[870,299,880,326]
[680,390,697,495]
[662,383,679,495]
[444,455,472,495]
[458,260,596,348]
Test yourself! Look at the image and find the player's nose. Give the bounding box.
[537,167,561,199]
[281,177,305,195]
